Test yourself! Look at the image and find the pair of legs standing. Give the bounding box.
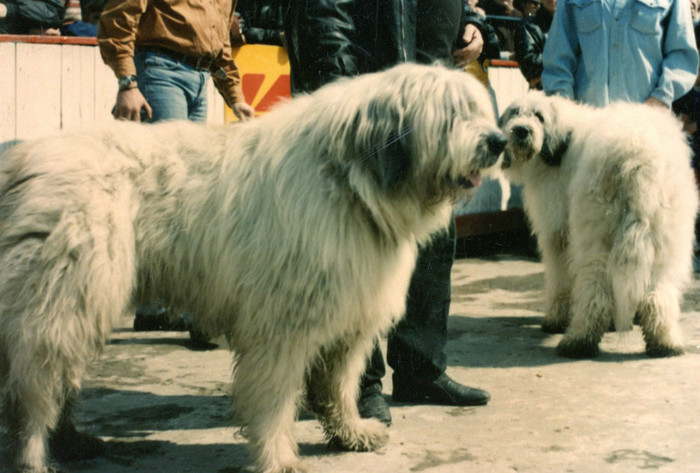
[131,48,212,347]
[359,220,490,424]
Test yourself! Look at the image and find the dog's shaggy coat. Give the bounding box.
[500,93,698,358]
[0,64,505,473]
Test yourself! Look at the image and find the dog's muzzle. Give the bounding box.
[510,125,531,142]
[487,132,507,156]
[456,132,507,189]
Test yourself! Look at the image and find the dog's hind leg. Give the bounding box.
[306,336,388,452]
[231,340,309,473]
[557,260,613,358]
[0,206,135,472]
[638,284,684,357]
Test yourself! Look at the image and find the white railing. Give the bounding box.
[0,36,527,141]
[0,36,225,142]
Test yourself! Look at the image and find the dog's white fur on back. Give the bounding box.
[0,63,505,473]
[500,92,698,358]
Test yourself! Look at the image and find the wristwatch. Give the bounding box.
[117,75,138,91]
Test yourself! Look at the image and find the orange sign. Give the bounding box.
[227,44,291,122]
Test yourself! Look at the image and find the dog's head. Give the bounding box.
[499,92,572,171]
[317,63,506,199]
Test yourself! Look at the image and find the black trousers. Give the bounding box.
[361,218,456,390]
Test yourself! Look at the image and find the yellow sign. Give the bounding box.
[227,44,291,122]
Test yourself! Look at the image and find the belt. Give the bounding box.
[139,46,216,71]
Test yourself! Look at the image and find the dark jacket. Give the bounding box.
[284,0,492,94]
[236,0,285,46]
[0,0,65,34]
[514,8,553,86]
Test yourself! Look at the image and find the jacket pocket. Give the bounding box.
[630,0,670,35]
[571,0,602,33]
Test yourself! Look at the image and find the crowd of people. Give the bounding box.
[2,0,700,438]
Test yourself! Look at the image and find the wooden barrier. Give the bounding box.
[1,35,528,141]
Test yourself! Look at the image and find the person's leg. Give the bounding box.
[388,218,490,406]
[131,49,198,332]
[388,221,454,385]
[185,72,210,123]
[357,341,390,425]
[134,49,197,122]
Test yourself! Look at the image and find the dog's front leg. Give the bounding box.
[305,336,389,452]
[540,230,572,334]
[231,340,308,473]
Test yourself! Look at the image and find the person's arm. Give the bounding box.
[97,0,147,78]
[649,0,699,107]
[453,2,487,65]
[542,0,577,99]
[284,0,359,93]
[515,20,543,84]
[97,0,151,121]
[212,21,255,121]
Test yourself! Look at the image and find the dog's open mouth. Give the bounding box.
[457,171,482,189]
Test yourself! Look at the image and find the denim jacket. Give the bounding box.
[542,0,699,107]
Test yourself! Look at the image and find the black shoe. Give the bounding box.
[133,303,190,331]
[188,328,218,350]
[357,385,392,426]
[392,373,490,406]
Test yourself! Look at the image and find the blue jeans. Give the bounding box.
[134,48,210,123]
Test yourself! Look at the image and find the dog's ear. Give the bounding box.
[540,128,571,167]
[349,97,412,192]
[365,133,410,192]
[498,105,519,128]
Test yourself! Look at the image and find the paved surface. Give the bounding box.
[54,253,700,473]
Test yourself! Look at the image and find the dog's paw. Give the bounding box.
[327,419,389,452]
[49,428,105,461]
[12,465,61,473]
[556,337,599,358]
[263,466,308,473]
[645,344,684,358]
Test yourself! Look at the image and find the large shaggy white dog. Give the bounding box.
[0,64,505,473]
[500,93,698,359]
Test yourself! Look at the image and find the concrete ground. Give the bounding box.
[55,252,700,473]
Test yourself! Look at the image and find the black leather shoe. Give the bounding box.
[357,385,392,426]
[392,373,490,406]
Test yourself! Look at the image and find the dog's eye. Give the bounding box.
[533,111,545,123]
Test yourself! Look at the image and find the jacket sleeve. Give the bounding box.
[541,0,577,99]
[457,2,500,60]
[13,0,65,29]
[515,19,542,82]
[97,0,148,78]
[651,0,699,106]
[211,16,245,107]
[284,0,359,93]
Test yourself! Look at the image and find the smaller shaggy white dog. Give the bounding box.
[0,64,505,473]
[500,93,698,359]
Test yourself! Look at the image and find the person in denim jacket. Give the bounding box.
[542,0,699,107]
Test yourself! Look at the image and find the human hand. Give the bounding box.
[453,24,484,67]
[112,87,152,122]
[0,4,7,18]
[233,102,255,121]
[644,96,668,109]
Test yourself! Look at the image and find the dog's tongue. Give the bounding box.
[467,171,482,188]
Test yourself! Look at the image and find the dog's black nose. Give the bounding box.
[511,125,530,140]
[487,133,507,155]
